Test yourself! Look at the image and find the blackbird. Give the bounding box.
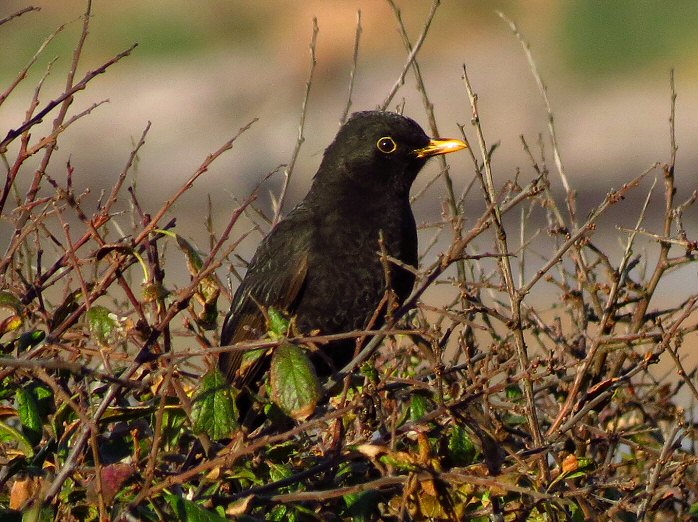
[219,110,466,387]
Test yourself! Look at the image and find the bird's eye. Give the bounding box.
[376,136,397,154]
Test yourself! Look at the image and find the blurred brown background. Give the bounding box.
[3,1,698,318]
[3,1,697,208]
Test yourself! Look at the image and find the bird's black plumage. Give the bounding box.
[219,111,466,387]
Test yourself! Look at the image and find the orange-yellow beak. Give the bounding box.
[414,138,467,159]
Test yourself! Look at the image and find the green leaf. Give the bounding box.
[16,387,42,446]
[16,330,45,352]
[86,305,122,347]
[526,507,547,521]
[50,401,72,444]
[379,453,418,471]
[505,384,523,400]
[269,342,321,420]
[32,384,52,403]
[239,347,268,374]
[226,466,259,484]
[175,234,205,274]
[162,406,187,449]
[269,504,291,521]
[238,308,291,377]
[0,291,23,336]
[0,377,13,400]
[569,501,586,522]
[0,292,22,314]
[565,471,587,480]
[408,393,431,422]
[19,502,53,522]
[192,282,220,330]
[359,362,378,384]
[448,424,477,465]
[173,235,221,330]
[267,461,292,483]
[101,405,160,424]
[575,457,594,470]
[166,492,229,522]
[2,331,45,355]
[504,414,527,427]
[344,491,379,522]
[25,382,53,422]
[191,369,238,439]
[0,420,34,457]
[267,307,290,339]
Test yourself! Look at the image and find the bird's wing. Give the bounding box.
[219,217,311,385]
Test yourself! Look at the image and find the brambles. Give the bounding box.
[1,3,698,521]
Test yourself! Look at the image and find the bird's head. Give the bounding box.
[316,111,466,196]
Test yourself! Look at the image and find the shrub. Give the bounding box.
[1,4,697,521]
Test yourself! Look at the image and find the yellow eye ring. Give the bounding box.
[376,136,397,154]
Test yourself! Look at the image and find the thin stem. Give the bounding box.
[273,18,318,225]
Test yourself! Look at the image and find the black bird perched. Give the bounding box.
[219,110,466,388]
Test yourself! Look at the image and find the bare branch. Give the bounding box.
[340,10,362,125]
[0,5,40,27]
[272,18,318,225]
[381,0,440,111]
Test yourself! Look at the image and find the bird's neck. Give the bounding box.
[299,174,417,270]
[306,167,410,215]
